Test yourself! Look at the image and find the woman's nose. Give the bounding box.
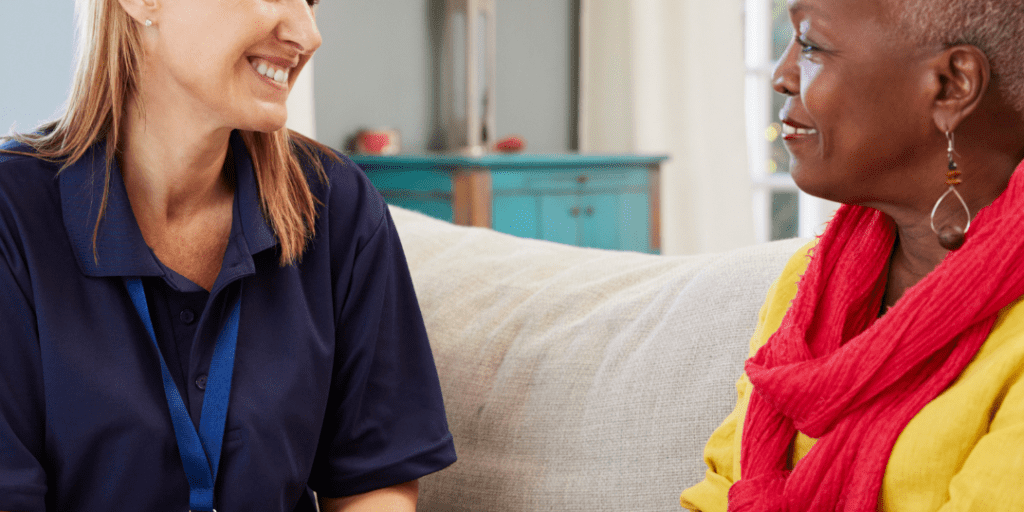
[278,1,323,55]
[772,39,799,96]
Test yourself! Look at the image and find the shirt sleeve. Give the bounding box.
[680,242,813,512]
[0,207,47,511]
[934,373,1024,511]
[308,204,456,498]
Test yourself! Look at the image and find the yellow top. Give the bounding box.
[680,242,1024,512]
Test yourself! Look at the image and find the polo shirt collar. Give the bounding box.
[61,131,278,279]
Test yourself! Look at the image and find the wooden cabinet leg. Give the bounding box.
[453,170,493,227]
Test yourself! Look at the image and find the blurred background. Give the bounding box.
[1,0,837,256]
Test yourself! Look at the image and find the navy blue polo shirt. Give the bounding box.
[0,132,456,512]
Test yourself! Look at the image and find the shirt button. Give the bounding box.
[179,309,196,325]
[195,374,208,390]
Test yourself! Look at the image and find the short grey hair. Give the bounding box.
[887,0,1024,114]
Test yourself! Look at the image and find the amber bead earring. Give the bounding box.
[930,131,971,250]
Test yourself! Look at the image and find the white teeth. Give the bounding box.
[251,58,290,84]
[782,123,818,136]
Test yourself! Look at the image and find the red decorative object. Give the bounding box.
[355,129,400,155]
[494,135,525,153]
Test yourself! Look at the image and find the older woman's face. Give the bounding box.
[143,0,322,133]
[773,0,937,203]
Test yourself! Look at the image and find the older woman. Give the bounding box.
[681,0,1024,511]
[0,1,454,511]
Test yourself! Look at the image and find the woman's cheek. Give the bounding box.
[798,59,823,100]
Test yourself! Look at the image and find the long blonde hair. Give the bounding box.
[4,0,333,265]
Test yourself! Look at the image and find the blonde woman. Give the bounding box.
[0,1,455,511]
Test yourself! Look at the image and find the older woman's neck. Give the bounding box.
[881,134,1024,308]
[119,97,235,225]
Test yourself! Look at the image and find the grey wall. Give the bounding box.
[314,0,576,153]
[1,1,76,135]
[1,1,577,153]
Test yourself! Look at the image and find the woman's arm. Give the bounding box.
[318,480,418,512]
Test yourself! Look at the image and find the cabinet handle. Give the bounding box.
[585,206,594,217]
[576,175,588,184]
[570,206,581,217]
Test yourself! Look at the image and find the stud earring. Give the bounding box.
[930,131,971,250]
[145,19,153,27]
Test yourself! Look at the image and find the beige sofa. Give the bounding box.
[389,206,808,511]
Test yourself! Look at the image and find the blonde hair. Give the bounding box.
[887,0,1024,114]
[3,0,333,265]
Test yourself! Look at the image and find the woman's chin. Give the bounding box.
[238,111,288,134]
[790,165,844,203]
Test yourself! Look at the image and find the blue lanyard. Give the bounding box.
[126,278,241,512]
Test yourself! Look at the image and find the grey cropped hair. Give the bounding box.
[885,0,1024,114]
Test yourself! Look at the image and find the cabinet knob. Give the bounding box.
[570,206,581,217]
[576,175,588,184]
[585,206,594,217]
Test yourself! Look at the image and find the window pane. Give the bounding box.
[772,0,793,61]
[771,191,799,240]
[767,0,795,176]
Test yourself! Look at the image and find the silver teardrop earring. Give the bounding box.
[930,131,971,250]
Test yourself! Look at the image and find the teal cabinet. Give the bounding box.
[350,154,669,253]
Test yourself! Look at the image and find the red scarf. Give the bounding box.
[728,163,1024,512]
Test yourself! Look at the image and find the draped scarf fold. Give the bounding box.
[728,162,1024,512]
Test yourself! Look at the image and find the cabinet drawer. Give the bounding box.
[364,169,452,193]
[492,169,650,195]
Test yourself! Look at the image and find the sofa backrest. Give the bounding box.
[390,206,808,512]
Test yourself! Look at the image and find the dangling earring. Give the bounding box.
[930,131,971,250]
[145,19,153,27]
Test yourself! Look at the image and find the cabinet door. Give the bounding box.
[492,194,540,240]
[536,191,652,252]
[616,192,650,253]
[579,193,620,250]
[540,195,582,246]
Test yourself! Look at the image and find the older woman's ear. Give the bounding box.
[118,0,160,27]
[931,44,991,133]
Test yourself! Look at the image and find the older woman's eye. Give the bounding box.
[796,36,819,53]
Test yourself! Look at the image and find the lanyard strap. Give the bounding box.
[126,278,241,512]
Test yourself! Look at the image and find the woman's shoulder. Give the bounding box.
[0,138,63,205]
[293,137,389,236]
[0,138,58,172]
[747,239,816,355]
[766,239,816,307]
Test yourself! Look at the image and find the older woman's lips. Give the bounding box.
[782,121,818,141]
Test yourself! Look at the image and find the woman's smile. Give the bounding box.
[781,120,819,141]
[249,57,292,86]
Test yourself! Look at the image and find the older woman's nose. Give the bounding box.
[772,39,799,96]
[278,1,323,55]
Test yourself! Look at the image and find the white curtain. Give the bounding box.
[579,0,755,255]
[287,58,317,139]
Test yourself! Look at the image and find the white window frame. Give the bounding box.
[744,0,835,243]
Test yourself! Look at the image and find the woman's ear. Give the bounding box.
[118,0,160,27]
[931,44,991,133]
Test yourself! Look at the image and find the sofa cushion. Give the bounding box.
[389,206,807,511]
